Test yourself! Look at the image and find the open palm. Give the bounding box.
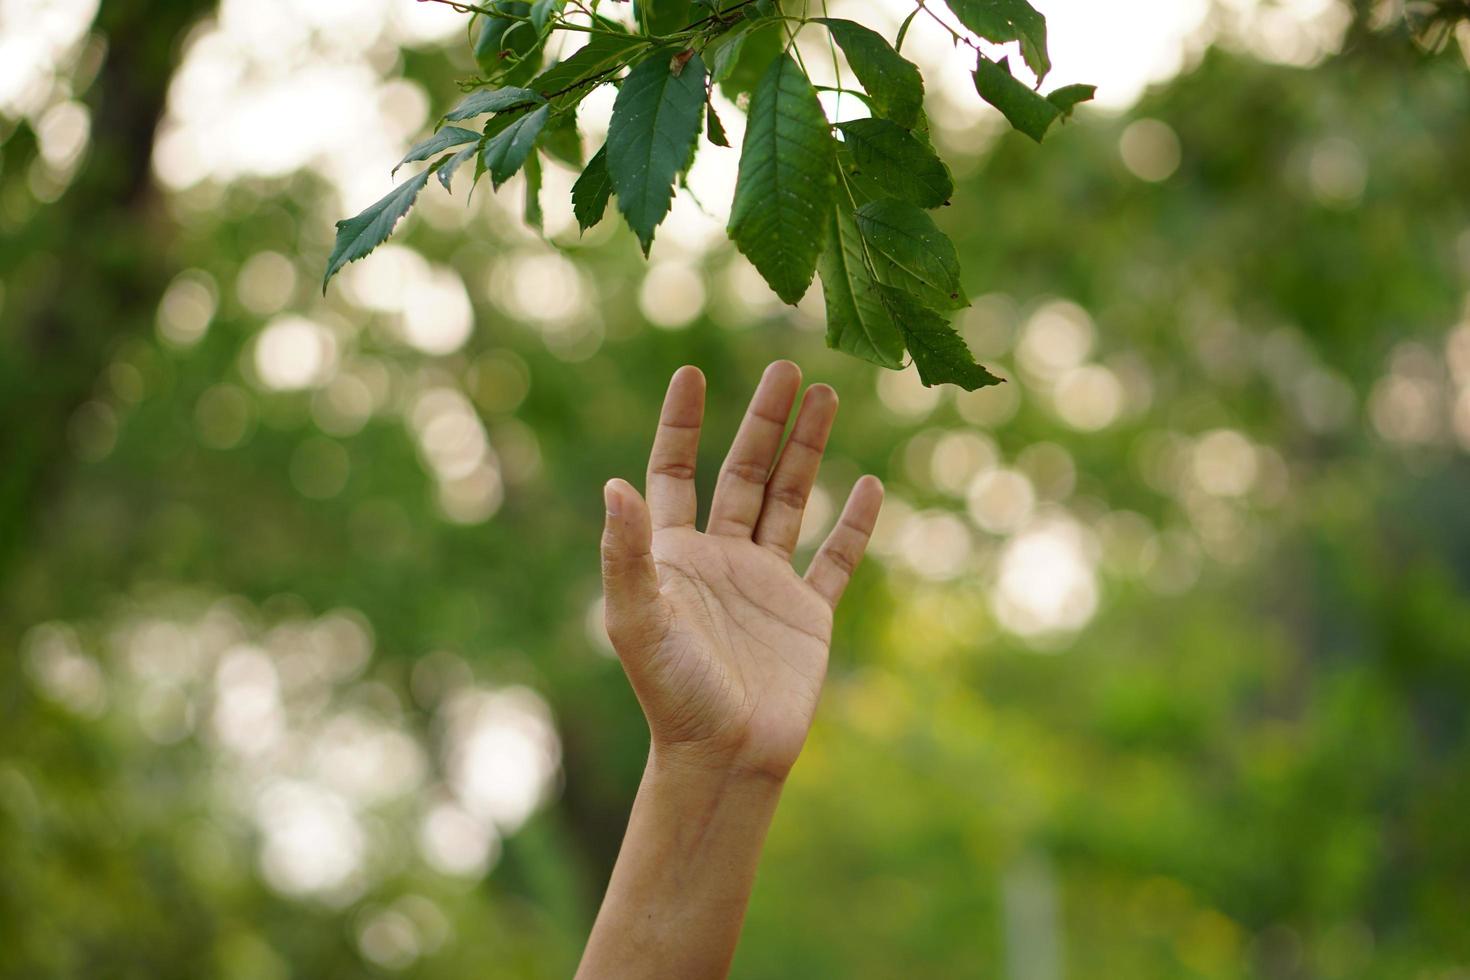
[601,362,883,780]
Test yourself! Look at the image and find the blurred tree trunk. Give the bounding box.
[0,0,213,587]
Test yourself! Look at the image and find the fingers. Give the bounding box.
[646,366,706,530]
[805,475,884,609]
[601,479,668,658]
[752,384,838,558]
[706,360,802,538]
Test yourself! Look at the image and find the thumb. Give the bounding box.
[601,479,666,656]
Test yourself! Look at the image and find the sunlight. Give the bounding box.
[256,778,366,899]
[254,315,338,390]
[967,469,1037,535]
[992,516,1099,640]
[442,687,562,834]
[21,622,107,718]
[419,800,502,878]
[1017,300,1094,381]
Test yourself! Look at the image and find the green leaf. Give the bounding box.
[881,286,1002,389]
[815,19,924,128]
[678,104,702,179]
[530,26,641,100]
[606,51,707,254]
[530,0,565,34]
[322,171,430,292]
[941,0,1050,80]
[475,2,530,68]
[524,152,544,229]
[972,56,1058,142]
[540,109,583,167]
[634,0,692,35]
[728,54,834,305]
[705,20,755,85]
[856,199,966,311]
[474,2,543,84]
[704,99,730,148]
[571,144,613,232]
[438,143,480,191]
[836,118,952,208]
[394,126,479,176]
[1047,83,1097,118]
[482,104,550,187]
[472,112,515,187]
[445,87,545,121]
[818,205,906,368]
[716,20,782,101]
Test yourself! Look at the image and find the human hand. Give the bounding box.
[600,361,883,782]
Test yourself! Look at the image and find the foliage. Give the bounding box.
[8,2,1470,978]
[321,0,1095,388]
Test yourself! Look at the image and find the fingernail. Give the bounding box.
[604,481,621,517]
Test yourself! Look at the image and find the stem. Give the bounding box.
[684,0,763,31]
[422,0,496,15]
[906,0,984,68]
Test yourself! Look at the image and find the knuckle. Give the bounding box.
[649,459,696,480]
[764,481,808,512]
[823,544,860,577]
[722,459,769,486]
[786,435,825,457]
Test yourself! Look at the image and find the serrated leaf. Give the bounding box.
[394,126,479,176]
[855,198,966,311]
[728,53,834,305]
[972,56,1060,142]
[705,101,730,147]
[941,0,1050,81]
[530,26,641,100]
[881,286,1001,389]
[679,109,701,180]
[1047,83,1096,118]
[438,143,480,191]
[322,171,430,291]
[836,118,952,208]
[572,144,613,232]
[483,104,550,186]
[445,87,545,121]
[605,50,706,254]
[818,205,906,368]
[815,18,924,128]
[524,152,544,229]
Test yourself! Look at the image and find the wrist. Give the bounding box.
[646,740,790,795]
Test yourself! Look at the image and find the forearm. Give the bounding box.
[575,747,785,980]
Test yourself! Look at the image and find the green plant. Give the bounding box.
[321,0,1093,388]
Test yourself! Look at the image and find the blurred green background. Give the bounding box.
[3,0,1470,977]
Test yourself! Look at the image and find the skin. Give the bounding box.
[577,361,883,980]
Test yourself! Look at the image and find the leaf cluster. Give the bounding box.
[323,0,1093,388]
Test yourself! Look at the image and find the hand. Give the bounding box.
[600,361,883,781]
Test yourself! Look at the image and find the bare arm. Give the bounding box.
[576,361,883,980]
